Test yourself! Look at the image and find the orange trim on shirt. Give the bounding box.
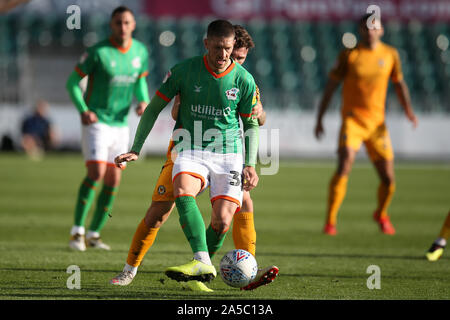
[156,90,171,102]
[138,71,149,78]
[203,55,235,79]
[109,36,133,54]
[75,66,87,78]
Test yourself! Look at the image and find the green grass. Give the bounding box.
[0,153,449,300]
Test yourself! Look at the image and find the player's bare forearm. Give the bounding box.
[316,78,340,122]
[314,78,340,139]
[394,81,418,128]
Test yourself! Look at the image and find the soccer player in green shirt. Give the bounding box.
[110,25,278,291]
[115,20,259,283]
[65,6,150,251]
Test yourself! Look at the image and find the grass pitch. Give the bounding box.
[0,153,449,300]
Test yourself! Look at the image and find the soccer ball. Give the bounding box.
[219,249,258,288]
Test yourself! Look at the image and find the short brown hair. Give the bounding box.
[233,25,255,50]
[207,19,235,39]
[111,6,134,19]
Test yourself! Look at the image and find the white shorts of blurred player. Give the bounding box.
[172,149,244,210]
[81,122,129,168]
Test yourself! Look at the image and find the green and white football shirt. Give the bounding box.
[156,55,258,154]
[75,37,149,126]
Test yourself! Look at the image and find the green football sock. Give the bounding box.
[73,177,98,227]
[88,184,118,233]
[206,224,229,259]
[175,195,208,253]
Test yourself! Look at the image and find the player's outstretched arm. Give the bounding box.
[129,94,169,155]
[314,78,340,140]
[393,80,418,128]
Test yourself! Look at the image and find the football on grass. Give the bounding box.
[219,249,258,288]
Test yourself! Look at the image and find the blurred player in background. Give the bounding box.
[65,6,150,251]
[110,24,278,292]
[21,99,56,160]
[426,211,450,261]
[314,14,418,236]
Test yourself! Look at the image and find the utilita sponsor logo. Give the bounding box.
[191,104,231,117]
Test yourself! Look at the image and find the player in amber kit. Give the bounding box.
[314,14,418,235]
[65,6,150,250]
[426,211,450,261]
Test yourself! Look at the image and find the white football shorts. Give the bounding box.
[172,149,244,209]
[81,122,129,167]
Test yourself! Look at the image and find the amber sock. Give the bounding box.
[232,211,256,256]
[326,174,348,226]
[126,218,160,267]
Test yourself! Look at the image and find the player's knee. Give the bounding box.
[211,220,231,234]
[382,177,396,189]
[87,171,103,182]
[337,148,356,175]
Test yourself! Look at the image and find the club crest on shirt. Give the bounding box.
[194,85,202,93]
[132,57,141,69]
[378,59,385,67]
[225,88,239,100]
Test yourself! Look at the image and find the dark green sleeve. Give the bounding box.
[66,71,89,113]
[130,95,169,154]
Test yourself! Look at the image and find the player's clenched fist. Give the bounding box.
[114,151,139,168]
[242,166,258,191]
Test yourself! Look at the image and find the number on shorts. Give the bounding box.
[229,170,241,187]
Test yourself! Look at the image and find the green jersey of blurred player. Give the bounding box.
[65,6,150,251]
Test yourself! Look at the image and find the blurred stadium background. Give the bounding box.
[1,0,450,160]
